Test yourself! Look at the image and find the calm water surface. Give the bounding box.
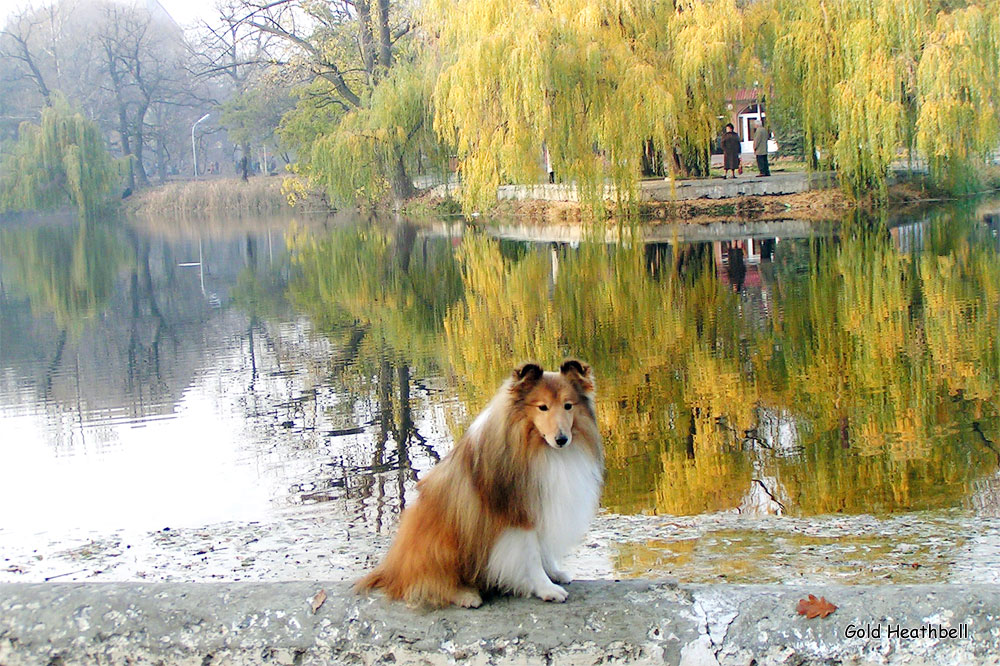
[2,203,999,582]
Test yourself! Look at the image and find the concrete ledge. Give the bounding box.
[640,171,838,202]
[488,172,839,203]
[2,581,999,665]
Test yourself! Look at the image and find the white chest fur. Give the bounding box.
[535,444,603,560]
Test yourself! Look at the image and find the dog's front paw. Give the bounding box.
[534,582,568,603]
[452,588,483,608]
[548,569,572,585]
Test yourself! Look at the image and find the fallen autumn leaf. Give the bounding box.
[311,588,327,614]
[796,594,837,619]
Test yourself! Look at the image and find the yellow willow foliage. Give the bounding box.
[831,19,905,199]
[0,99,120,218]
[427,0,740,211]
[303,60,442,205]
[765,0,999,197]
[916,5,1000,191]
[768,0,842,167]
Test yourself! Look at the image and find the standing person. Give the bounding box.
[753,121,771,177]
[721,123,741,179]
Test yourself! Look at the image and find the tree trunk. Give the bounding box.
[133,103,150,187]
[376,0,393,73]
[389,155,414,205]
[240,140,250,181]
[355,0,377,84]
[155,134,167,183]
[118,105,135,192]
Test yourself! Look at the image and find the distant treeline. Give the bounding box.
[2,0,998,216]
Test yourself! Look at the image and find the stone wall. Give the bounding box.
[2,581,999,665]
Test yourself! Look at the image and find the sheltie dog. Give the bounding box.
[355,359,603,607]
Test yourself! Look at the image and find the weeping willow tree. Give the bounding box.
[0,99,120,218]
[916,5,1000,192]
[426,0,741,212]
[763,0,1000,198]
[424,0,999,208]
[290,60,447,207]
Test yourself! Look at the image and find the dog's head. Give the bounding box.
[510,359,595,449]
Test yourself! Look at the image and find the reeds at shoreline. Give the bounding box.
[127,176,330,218]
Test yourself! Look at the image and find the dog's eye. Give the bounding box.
[538,404,549,411]
[564,403,573,410]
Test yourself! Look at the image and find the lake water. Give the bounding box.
[2,202,999,584]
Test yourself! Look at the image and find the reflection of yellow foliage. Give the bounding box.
[0,223,131,334]
[286,221,463,376]
[440,216,1000,516]
[654,449,750,516]
[444,234,563,403]
[291,206,1000,518]
[613,530,957,583]
[614,539,698,579]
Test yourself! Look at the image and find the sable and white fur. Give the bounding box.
[355,359,603,607]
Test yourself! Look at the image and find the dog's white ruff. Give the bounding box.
[486,442,601,601]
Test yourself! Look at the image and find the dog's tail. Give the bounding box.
[353,567,385,595]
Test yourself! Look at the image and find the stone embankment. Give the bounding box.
[427,171,837,203]
[489,171,837,203]
[2,581,999,665]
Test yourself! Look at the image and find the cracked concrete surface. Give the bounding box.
[2,581,999,665]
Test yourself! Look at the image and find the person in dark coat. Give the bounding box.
[721,123,741,179]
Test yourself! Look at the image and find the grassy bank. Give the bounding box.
[126,176,331,218]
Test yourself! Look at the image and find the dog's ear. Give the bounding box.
[511,362,544,394]
[560,358,595,395]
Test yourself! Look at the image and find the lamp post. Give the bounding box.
[191,113,210,177]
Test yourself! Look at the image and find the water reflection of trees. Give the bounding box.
[437,209,1000,516]
[0,221,130,334]
[0,221,278,446]
[286,221,462,527]
[279,205,1000,519]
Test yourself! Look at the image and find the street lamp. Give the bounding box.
[191,113,210,177]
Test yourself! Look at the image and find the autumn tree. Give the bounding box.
[192,0,298,180]
[225,0,433,206]
[1,1,205,190]
[92,1,196,189]
[425,0,999,209]
[916,5,1000,191]
[426,0,741,211]
[0,7,55,105]
[761,0,1000,198]
[0,97,121,217]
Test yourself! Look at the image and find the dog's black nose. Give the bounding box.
[555,434,568,447]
